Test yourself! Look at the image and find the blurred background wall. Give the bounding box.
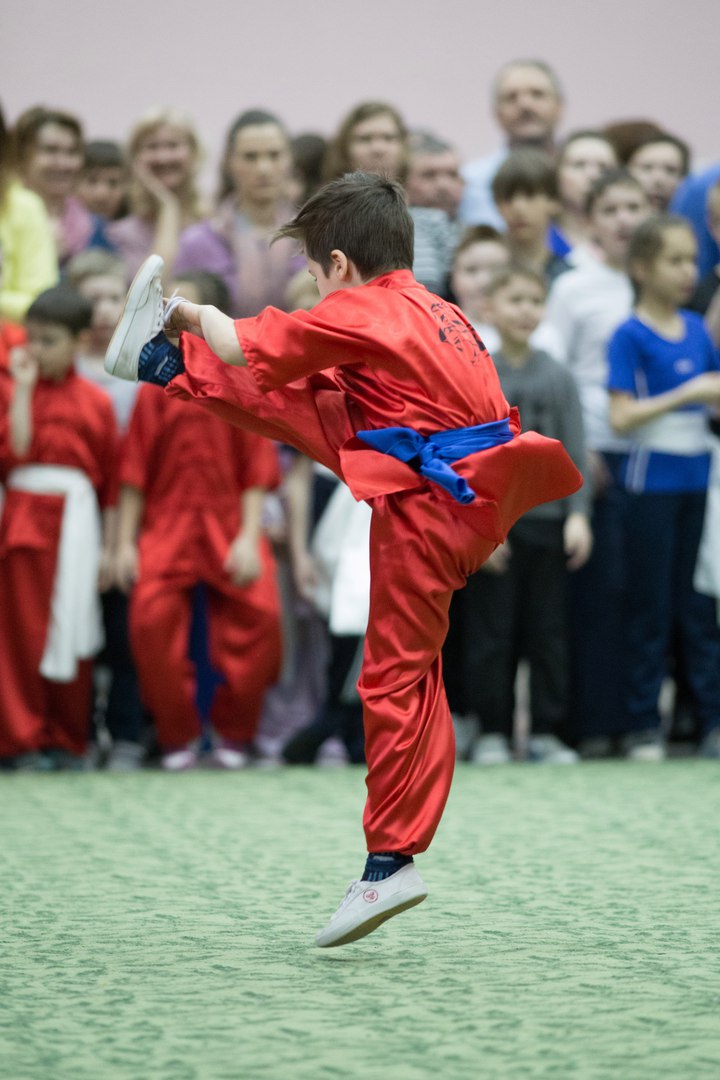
[3,0,717,187]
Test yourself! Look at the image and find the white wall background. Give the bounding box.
[3,0,718,188]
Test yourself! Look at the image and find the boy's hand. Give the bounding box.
[9,347,38,389]
[163,299,204,339]
[564,512,593,571]
[98,547,115,593]
[587,450,612,496]
[224,533,262,587]
[115,542,139,593]
[481,541,511,574]
[291,548,319,603]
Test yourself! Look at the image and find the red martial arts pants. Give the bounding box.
[171,343,497,854]
[0,490,93,757]
[130,527,281,750]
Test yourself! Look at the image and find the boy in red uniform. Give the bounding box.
[116,344,283,772]
[106,173,581,946]
[0,286,117,769]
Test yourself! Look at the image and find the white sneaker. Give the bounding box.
[105,254,165,380]
[210,744,249,770]
[527,734,579,764]
[161,743,199,772]
[315,863,428,948]
[472,733,512,765]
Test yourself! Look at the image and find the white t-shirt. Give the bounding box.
[544,258,634,452]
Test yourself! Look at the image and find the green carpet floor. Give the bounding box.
[1,762,718,1080]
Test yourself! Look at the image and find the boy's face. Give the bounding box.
[558,137,616,213]
[628,142,685,212]
[77,165,127,218]
[77,274,126,348]
[25,320,79,381]
[227,124,291,206]
[488,275,545,348]
[590,183,650,265]
[497,191,559,246]
[451,241,510,318]
[634,226,698,308]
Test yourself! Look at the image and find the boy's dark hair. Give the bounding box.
[485,264,548,298]
[492,149,559,203]
[83,139,125,171]
[628,133,691,177]
[172,270,232,315]
[65,248,127,288]
[26,286,94,334]
[585,167,646,215]
[452,225,507,266]
[275,172,414,278]
[626,213,694,277]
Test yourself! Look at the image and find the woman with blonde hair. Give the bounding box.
[107,108,205,280]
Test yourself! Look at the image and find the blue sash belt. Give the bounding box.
[356,417,514,505]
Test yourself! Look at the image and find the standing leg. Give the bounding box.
[129,576,199,751]
[0,492,63,759]
[43,661,94,757]
[207,548,283,748]
[622,493,676,737]
[360,491,496,855]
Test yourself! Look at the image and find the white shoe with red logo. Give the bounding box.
[315,863,428,948]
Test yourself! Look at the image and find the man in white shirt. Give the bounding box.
[460,59,564,228]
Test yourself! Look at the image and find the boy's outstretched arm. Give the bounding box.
[165,301,247,367]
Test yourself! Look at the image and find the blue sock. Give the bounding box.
[138,331,185,386]
[361,851,414,882]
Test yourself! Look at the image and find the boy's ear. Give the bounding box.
[329,249,350,280]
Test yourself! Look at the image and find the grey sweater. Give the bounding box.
[492,348,590,519]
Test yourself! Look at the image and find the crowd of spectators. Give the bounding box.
[1,56,720,772]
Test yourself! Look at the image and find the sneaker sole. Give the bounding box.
[105,254,164,379]
[316,889,427,948]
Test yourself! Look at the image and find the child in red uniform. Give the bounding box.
[0,286,117,769]
[106,173,581,946]
[115,277,283,772]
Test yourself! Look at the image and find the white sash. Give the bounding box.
[311,482,371,636]
[6,465,104,681]
[633,412,710,455]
